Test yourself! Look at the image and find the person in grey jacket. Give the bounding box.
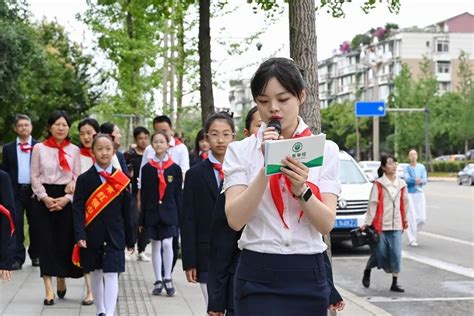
[361,154,409,292]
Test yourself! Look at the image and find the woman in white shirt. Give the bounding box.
[223,58,342,316]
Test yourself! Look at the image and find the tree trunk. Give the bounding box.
[126,0,138,110]
[169,31,176,124]
[289,1,334,283]
[288,0,320,134]
[199,0,214,125]
[175,0,185,134]
[162,22,169,114]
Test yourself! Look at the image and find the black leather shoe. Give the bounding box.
[57,289,67,299]
[43,298,54,306]
[98,313,106,316]
[31,258,40,267]
[390,284,405,292]
[362,269,371,288]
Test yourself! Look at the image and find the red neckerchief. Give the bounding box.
[170,137,182,147]
[268,127,322,229]
[149,158,175,203]
[200,151,208,160]
[19,142,32,153]
[43,136,71,172]
[211,162,224,181]
[80,147,95,162]
[0,204,15,236]
[372,181,407,234]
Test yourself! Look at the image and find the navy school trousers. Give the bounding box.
[234,249,330,316]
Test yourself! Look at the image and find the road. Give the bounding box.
[331,180,474,316]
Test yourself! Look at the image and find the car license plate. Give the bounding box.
[334,219,358,228]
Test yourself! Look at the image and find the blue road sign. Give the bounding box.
[355,101,386,117]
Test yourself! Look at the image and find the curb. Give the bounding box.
[428,177,456,182]
[338,287,392,316]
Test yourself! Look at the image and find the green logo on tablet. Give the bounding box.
[292,142,303,153]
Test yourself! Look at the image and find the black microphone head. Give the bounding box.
[267,119,281,135]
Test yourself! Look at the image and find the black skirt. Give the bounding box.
[35,184,83,278]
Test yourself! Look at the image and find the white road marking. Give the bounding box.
[333,256,369,260]
[367,296,474,303]
[419,231,474,247]
[402,251,474,279]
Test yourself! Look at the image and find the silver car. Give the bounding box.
[458,164,474,186]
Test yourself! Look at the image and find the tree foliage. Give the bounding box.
[0,0,100,143]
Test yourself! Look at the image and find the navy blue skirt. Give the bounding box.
[146,223,178,241]
[80,242,125,273]
[234,250,330,316]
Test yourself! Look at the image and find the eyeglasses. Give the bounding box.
[206,132,235,140]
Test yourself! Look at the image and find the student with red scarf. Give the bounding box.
[189,129,210,167]
[361,154,409,292]
[140,131,182,297]
[223,58,343,315]
[31,110,83,305]
[0,170,16,281]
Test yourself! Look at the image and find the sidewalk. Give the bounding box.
[0,254,390,315]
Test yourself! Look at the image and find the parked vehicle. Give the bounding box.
[359,160,380,182]
[457,164,474,186]
[331,151,372,242]
[434,154,466,161]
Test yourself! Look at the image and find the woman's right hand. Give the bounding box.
[77,240,87,248]
[360,224,369,231]
[260,126,282,156]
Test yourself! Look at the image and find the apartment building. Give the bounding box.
[319,12,474,108]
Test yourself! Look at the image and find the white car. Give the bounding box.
[331,151,372,242]
[359,160,380,182]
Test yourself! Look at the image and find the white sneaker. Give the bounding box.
[125,251,134,261]
[138,252,151,262]
[409,241,419,247]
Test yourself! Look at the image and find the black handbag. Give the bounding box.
[350,226,379,248]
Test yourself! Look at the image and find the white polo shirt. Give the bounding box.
[138,137,189,189]
[222,118,340,255]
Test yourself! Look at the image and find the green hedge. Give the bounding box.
[431,160,474,172]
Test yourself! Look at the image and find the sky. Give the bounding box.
[27,0,474,109]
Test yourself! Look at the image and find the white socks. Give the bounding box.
[151,237,174,281]
[91,270,119,316]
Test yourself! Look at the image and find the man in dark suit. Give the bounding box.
[1,114,39,269]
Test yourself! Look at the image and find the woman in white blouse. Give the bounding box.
[223,58,342,316]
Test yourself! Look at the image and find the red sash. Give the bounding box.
[149,158,175,203]
[72,170,130,267]
[372,181,407,234]
[43,136,72,172]
[200,152,208,160]
[0,204,15,236]
[269,127,322,229]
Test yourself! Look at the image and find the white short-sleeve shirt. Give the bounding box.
[223,117,340,255]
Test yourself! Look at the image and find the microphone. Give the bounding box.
[268,119,281,135]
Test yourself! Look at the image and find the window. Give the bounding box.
[436,40,449,52]
[438,82,451,92]
[437,62,450,74]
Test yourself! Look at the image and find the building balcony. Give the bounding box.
[436,73,451,82]
[432,51,451,61]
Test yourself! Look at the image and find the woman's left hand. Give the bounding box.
[328,300,345,311]
[280,156,309,197]
[0,269,12,281]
